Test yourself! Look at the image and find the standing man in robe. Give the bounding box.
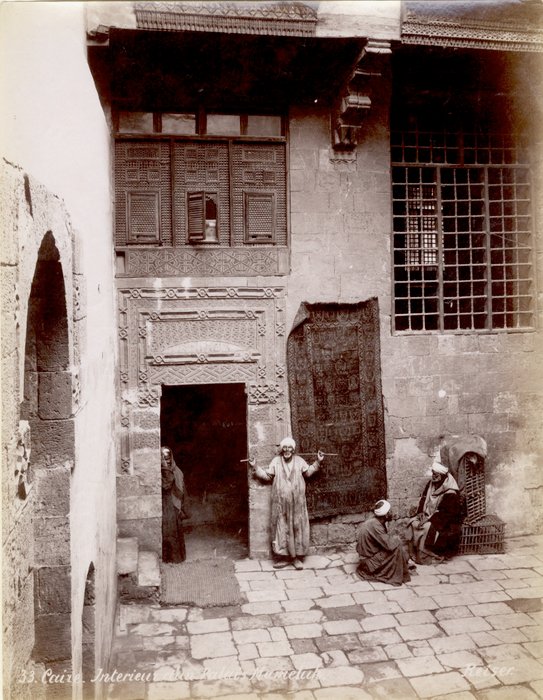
[250,438,324,569]
[405,460,462,564]
[356,500,411,586]
[161,446,188,563]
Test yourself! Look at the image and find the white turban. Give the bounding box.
[431,461,449,475]
[374,500,391,517]
[280,437,296,450]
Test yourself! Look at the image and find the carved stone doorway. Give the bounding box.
[160,383,249,561]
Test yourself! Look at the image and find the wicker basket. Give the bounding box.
[460,514,505,555]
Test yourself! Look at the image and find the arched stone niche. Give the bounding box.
[1,164,82,698]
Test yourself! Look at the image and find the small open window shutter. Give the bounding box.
[187,191,205,241]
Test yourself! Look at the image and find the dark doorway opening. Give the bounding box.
[160,383,248,561]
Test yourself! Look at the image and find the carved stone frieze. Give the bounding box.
[117,286,285,398]
[120,398,131,428]
[138,389,159,407]
[71,370,81,411]
[117,247,289,277]
[134,1,317,37]
[402,3,543,52]
[72,275,86,321]
[148,363,256,386]
[146,316,260,356]
[248,383,283,405]
[118,287,283,305]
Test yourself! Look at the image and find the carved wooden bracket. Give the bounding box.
[332,39,391,152]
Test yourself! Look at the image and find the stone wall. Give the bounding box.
[285,68,543,541]
[113,53,542,561]
[1,3,118,697]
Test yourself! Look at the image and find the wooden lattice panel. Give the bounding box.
[173,142,230,246]
[115,141,172,246]
[231,143,287,245]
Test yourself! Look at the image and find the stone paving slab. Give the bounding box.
[107,535,543,700]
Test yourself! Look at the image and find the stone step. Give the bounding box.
[116,537,138,575]
[137,550,161,588]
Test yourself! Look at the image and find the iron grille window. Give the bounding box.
[392,129,534,332]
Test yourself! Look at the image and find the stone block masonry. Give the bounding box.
[106,535,543,699]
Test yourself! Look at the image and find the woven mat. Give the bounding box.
[161,559,243,607]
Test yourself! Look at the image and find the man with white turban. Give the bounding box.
[405,460,462,564]
[356,500,411,586]
[250,438,324,569]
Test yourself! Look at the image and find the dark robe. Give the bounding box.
[406,473,462,562]
[161,456,187,563]
[356,516,410,586]
[416,478,462,557]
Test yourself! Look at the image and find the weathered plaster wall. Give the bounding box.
[1,3,118,697]
[316,0,401,39]
[285,73,543,543]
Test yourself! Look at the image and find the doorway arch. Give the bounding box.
[22,231,74,680]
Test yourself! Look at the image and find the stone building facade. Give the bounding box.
[86,0,543,564]
[1,2,542,697]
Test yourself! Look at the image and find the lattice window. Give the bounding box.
[392,128,534,332]
[115,141,171,246]
[232,143,286,246]
[115,138,286,247]
[404,180,438,268]
[244,192,276,243]
[127,192,160,243]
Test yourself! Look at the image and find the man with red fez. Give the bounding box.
[406,459,462,564]
[356,499,411,586]
[250,437,324,569]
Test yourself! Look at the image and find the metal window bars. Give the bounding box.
[392,128,534,332]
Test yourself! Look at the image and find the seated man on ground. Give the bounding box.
[356,500,411,586]
[405,460,462,564]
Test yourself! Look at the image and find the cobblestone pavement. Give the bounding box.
[108,535,543,700]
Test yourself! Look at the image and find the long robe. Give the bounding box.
[406,473,461,561]
[356,516,410,586]
[161,456,187,563]
[255,455,319,558]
